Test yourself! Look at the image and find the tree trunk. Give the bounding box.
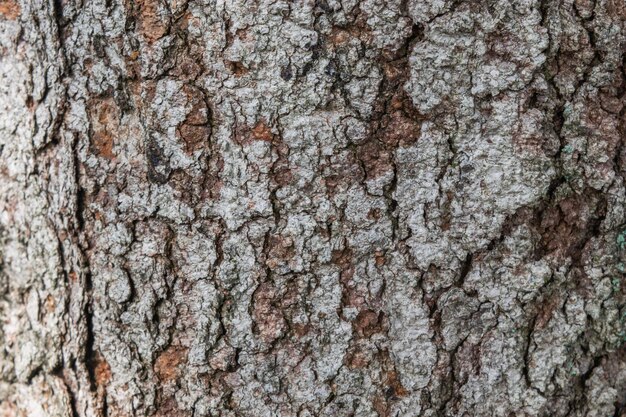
[0,0,625,416]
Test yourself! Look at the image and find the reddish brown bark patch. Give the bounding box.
[375,249,386,266]
[44,294,55,313]
[154,345,188,382]
[88,98,120,160]
[168,169,198,206]
[0,401,23,417]
[137,0,169,43]
[272,163,293,187]
[292,323,311,338]
[175,85,211,154]
[251,121,274,141]
[534,190,606,262]
[323,152,363,195]
[225,60,249,77]
[94,354,112,387]
[92,131,114,159]
[328,28,352,46]
[233,120,276,146]
[208,344,236,371]
[454,341,482,384]
[154,397,188,417]
[607,0,626,19]
[373,367,410,417]
[182,85,209,125]
[384,370,409,398]
[169,52,204,81]
[266,235,295,270]
[0,0,20,20]
[353,309,385,337]
[331,246,354,282]
[179,124,210,152]
[252,282,287,344]
[345,345,371,369]
[380,112,421,148]
[327,14,373,47]
[357,140,394,180]
[534,294,562,330]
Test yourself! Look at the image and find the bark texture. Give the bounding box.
[1,0,626,416]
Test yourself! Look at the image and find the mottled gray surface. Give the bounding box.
[0,0,625,416]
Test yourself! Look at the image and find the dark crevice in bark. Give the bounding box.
[84,284,97,391]
[457,253,473,287]
[522,315,537,391]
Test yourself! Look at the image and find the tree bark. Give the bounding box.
[0,0,625,416]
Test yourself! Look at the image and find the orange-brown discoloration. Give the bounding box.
[208,344,236,371]
[92,131,115,159]
[271,141,292,187]
[175,85,212,152]
[235,27,251,41]
[372,368,409,417]
[183,87,209,126]
[345,345,371,369]
[439,190,454,232]
[226,60,249,77]
[328,28,351,45]
[94,354,112,387]
[179,124,210,152]
[251,121,274,142]
[324,151,364,195]
[266,235,295,270]
[200,154,224,201]
[534,295,562,330]
[607,0,626,18]
[252,282,286,344]
[385,370,409,398]
[0,0,20,20]
[368,208,382,220]
[170,50,204,81]
[353,309,385,337]
[154,397,187,417]
[375,250,386,266]
[154,345,188,382]
[44,294,55,313]
[332,246,354,282]
[89,98,120,160]
[273,165,293,187]
[0,400,24,417]
[233,120,277,146]
[168,169,198,206]
[135,0,169,44]
[327,17,373,47]
[292,323,311,338]
[381,112,421,147]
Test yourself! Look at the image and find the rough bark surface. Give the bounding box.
[0,0,625,416]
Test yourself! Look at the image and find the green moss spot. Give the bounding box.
[617,230,626,250]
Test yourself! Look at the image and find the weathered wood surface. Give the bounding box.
[0,0,625,416]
